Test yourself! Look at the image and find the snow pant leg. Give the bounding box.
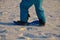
[20,0,33,22]
[34,0,46,23]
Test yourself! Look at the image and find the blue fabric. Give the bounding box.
[20,0,46,23]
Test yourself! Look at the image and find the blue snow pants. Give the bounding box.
[20,0,46,23]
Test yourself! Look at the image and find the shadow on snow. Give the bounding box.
[0,20,42,26]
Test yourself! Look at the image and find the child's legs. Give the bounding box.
[34,0,46,23]
[20,0,33,22]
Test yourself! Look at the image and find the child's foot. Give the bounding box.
[13,14,30,25]
[39,19,46,26]
[13,21,27,25]
[39,22,45,26]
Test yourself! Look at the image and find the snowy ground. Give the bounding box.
[0,0,60,40]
